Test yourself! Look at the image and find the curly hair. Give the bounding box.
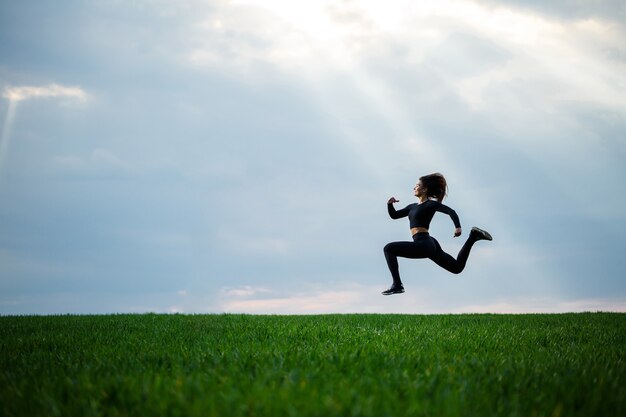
[419,173,448,202]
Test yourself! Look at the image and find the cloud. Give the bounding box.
[476,0,626,22]
[221,285,272,298]
[182,0,626,115]
[1,83,89,177]
[217,283,381,314]
[3,83,87,102]
[454,297,626,314]
[3,282,623,314]
[216,283,626,314]
[50,148,135,179]
[216,231,291,256]
[1,1,624,314]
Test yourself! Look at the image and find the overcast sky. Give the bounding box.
[1,0,625,314]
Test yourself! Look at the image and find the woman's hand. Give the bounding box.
[388,197,399,204]
[454,228,462,237]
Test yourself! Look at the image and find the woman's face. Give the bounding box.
[414,181,426,197]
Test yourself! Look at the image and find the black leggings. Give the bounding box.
[383,232,477,285]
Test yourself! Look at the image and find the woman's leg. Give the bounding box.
[383,237,435,287]
[429,237,475,274]
[429,228,491,274]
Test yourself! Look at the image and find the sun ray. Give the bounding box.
[0,99,18,181]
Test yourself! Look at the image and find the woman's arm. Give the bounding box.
[387,197,412,219]
[436,203,462,236]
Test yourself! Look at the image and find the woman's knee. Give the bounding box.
[443,262,464,274]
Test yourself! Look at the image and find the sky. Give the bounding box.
[1,0,625,315]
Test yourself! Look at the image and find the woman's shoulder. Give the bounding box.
[428,199,451,209]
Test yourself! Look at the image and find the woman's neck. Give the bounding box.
[418,196,437,204]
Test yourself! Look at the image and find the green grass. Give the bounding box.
[1,313,624,417]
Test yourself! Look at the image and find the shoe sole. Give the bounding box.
[471,227,493,241]
[382,289,405,295]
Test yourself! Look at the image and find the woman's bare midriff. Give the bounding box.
[411,227,429,236]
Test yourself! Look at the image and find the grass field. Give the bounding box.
[1,313,624,417]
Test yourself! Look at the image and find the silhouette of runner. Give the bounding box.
[382,173,492,295]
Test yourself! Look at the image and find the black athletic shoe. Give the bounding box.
[471,227,493,241]
[382,285,405,295]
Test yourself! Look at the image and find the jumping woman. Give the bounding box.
[382,173,492,295]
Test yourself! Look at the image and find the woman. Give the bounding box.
[382,173,492,295]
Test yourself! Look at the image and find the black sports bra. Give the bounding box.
[388,200,461,229]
